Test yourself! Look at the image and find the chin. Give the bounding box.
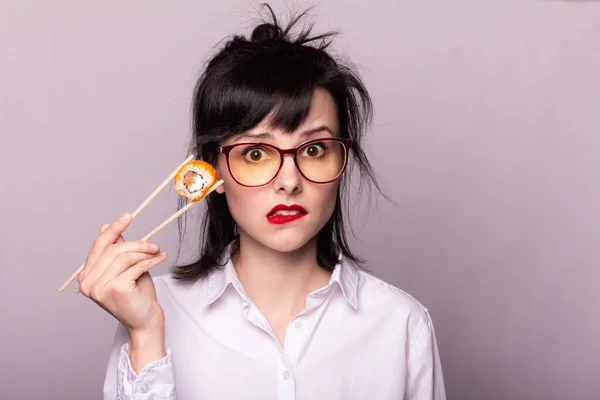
[264,236,313,254]
[252,229,317,254]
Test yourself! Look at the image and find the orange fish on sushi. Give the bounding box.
[174,159,219,201]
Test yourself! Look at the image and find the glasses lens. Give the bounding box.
[228,144,281,186]
[297,140,347,183]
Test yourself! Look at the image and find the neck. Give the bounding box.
[232,231,332,317]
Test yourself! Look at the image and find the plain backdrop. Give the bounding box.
[1,1,599,399]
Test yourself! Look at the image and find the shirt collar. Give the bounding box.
[202,250,360,310]
[330,255,360,310]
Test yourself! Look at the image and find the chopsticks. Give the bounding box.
[57,155,223,292]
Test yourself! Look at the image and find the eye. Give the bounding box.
[241,146,272,163]
[300,142,327,158]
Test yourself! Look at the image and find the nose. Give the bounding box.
[273,154,302,195]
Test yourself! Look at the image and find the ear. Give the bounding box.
[214,166,226,194]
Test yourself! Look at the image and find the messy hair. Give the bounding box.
[173,4,380,281]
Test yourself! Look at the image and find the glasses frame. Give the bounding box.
[219,137,353,187]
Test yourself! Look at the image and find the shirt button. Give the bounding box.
[294,320,302,329]
[283,370,290,380]
[139,382,149,393]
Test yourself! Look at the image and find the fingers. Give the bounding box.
[77,223,126,289]
[119,252,168,283]
[79,240,160,294]
[87,253,167,304]
[101,223,124,244]
[94,248,162,287]
[80,213,132,282]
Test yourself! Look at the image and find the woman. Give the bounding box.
[79,6,446,400]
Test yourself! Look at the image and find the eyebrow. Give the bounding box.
[235,125,335,141]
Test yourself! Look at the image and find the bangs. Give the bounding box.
[175,4,384,282]
[195,40,331,140]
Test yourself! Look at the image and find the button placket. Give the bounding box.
[139,382,149,394]
[284,318,305,366]
[277,355,296,400]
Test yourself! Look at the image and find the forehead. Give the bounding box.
[229,88,339,144]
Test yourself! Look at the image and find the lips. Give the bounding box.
[266,204,308,225]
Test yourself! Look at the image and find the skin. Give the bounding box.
[78,88,343,372]
[78,216,167,374]
[216,88,340,344]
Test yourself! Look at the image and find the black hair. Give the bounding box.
[172,4,382,281]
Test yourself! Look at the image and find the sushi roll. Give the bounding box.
[174,160,219,201]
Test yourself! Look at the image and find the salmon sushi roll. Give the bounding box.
[174,160,219,201]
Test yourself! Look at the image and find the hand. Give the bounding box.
[78,213,167,335]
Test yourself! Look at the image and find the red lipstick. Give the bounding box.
[266,204,308,225]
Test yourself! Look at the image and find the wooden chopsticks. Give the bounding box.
[58,155,223,292]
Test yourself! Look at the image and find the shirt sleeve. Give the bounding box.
[103,322,176,400]
[406,308,447,400]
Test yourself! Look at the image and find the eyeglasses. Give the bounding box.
[219,138,352,187]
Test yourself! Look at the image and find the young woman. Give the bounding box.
[79,6,446,400]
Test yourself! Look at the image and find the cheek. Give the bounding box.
[216,156,266,224]
[224,185,264,225]
[315,182,339,220]
[219,170,340,237]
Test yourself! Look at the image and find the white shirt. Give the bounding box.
[103,255,446,399]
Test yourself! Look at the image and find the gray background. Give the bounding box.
[1,1,599,399]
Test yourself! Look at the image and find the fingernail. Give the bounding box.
[160,252,168,257]
[149,243,159,252]
[119,213,131,222]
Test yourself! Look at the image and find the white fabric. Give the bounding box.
[103,255,446,399]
